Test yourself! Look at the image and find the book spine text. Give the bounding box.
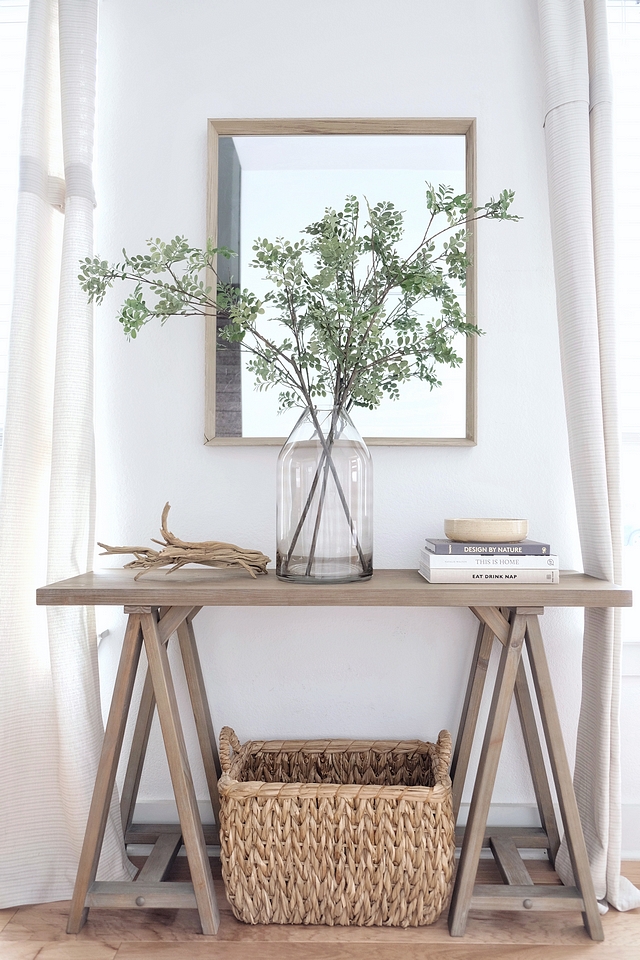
[418,567,560,584]
[424,540,551,556]
[420,551,558,569]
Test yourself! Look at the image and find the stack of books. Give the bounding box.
[419,537,559,584]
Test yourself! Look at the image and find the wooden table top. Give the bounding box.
[36,568,632,608]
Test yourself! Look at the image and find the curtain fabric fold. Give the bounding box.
[0,0,133,909]
[537,0,639,912]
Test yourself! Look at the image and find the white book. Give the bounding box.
[418,566,559,584]
[420,548,559,570]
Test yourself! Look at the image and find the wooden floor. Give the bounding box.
[1,857,639,960]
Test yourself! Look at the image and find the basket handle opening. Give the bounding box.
[219,726,242,773]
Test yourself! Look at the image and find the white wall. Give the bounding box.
[93,0,639,851]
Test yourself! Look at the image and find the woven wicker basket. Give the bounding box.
[218,726,455,926]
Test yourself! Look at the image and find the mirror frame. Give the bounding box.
[205,118,477,446]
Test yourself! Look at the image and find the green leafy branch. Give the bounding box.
[79,184,520,415]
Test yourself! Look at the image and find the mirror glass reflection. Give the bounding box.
[215,133,469,442]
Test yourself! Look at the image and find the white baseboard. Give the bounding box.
[132,801,640,860]
[622,804,640,859]
[622,642,640,676]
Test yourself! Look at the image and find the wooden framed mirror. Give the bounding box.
[205,118,477,446]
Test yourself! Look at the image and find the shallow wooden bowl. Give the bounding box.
[444,518,529,543]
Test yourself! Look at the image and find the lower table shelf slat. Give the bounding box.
[125,822,220,845]
[454,825,550,849]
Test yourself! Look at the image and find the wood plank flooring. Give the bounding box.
[0,858,638,960]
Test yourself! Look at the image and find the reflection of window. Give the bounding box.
[608,1,640,639]
[0,1,29,455]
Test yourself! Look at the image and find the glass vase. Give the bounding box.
[276,406,373,583]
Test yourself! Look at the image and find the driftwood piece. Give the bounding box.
[98,503,270,579]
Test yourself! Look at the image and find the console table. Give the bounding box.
[36,568,632,940]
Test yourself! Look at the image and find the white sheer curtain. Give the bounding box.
[537,0,640,912]
[0,0,133,908]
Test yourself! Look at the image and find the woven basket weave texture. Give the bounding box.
[218,726,456,926]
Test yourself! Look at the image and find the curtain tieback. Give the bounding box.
[18,156,96,211]
[543,97,589,127]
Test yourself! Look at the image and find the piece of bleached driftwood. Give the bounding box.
[98,502,270,579]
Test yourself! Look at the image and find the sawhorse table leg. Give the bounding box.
[67,605,221,935]
[448,606,603,941]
